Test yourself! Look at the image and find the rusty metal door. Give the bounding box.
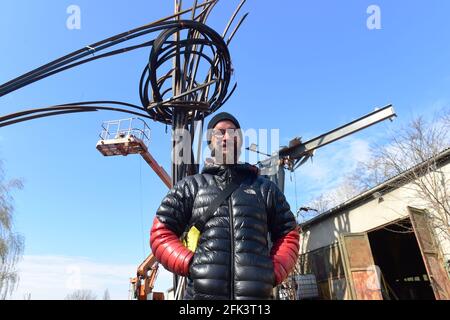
[339,233,383,300]
[408,206,450,300]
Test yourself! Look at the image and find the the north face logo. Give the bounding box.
[243,188,256,195]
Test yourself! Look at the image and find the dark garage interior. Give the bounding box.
[368,219,435,300]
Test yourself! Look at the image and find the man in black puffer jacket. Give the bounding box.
[150,112,299,300]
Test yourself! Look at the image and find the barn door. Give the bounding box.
[408,206,450,300]
[339,233,383,300]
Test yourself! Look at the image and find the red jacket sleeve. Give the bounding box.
[270,227,300,286]
[150,217,193,277]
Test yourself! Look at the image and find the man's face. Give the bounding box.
[211,120,242,164]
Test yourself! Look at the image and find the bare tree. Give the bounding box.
[307,108,450,240]
[354,111,450,240]
[353,114,449,186]
[304,177,362,216]
[103,289,110,300]
[0,160,24,300]
[65,289,97,300]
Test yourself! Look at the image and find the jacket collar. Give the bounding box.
[201,161,259,180]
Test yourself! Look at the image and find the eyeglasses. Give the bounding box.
[211,128,239,139]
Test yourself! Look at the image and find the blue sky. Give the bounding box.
[1,0,450,299]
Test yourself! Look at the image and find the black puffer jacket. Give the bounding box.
[153,163,298,300]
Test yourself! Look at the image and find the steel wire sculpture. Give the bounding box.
[0,0,247,130]
[0,0,247,184]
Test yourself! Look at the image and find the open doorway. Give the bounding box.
[367,218,435,300]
